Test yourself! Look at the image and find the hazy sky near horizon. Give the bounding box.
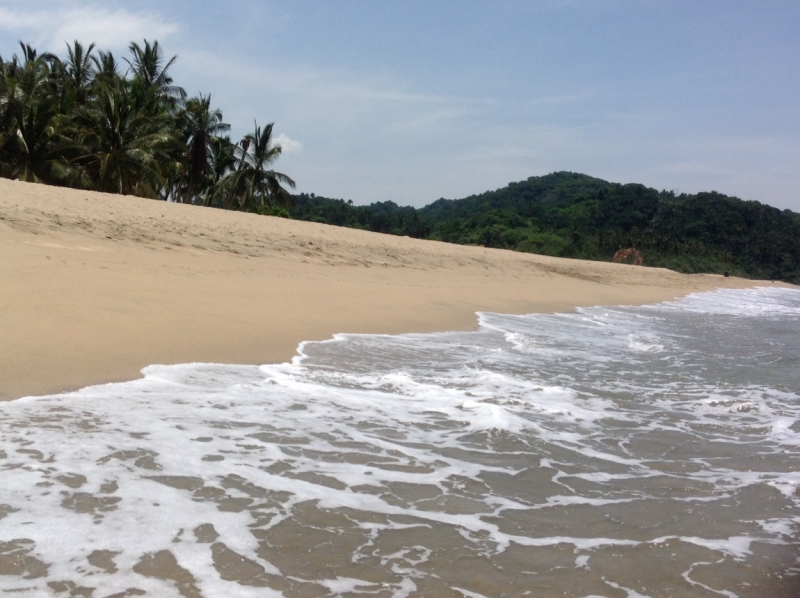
[1,1,798,210]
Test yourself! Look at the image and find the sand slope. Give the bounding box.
[0,179,768,401]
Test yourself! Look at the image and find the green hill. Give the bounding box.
[292,172,800,284]
[420,172,610,222]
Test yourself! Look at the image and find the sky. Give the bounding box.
[1,0,798,210]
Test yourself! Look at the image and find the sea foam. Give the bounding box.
[1,286,799,597]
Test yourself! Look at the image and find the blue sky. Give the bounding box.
[1,1,798,210]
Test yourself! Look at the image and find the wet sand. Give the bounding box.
[0,178,769,401]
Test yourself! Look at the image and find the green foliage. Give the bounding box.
[292,194,432,238]
[257,205,291,218]
[69,83,177,197]
[517,232,569,256]
[2,41,796,284]
[0,40,293,210]
[220,122,295,211]
[420,172,610,223]
[291,172,800,284]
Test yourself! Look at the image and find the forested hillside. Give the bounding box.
[293,172,800,284]
[2,39,796,283]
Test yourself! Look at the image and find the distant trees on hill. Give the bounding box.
[291,173,800,284]
[293,195,433,238]
[0,40,294,208]
[2,42,797,284]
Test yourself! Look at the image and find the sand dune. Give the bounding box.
[0,178,770,401]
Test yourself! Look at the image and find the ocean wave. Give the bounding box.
[1,287,799,596]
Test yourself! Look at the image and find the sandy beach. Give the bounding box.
[0,178,770,401]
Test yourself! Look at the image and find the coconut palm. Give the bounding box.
[222,122,295,211]
[91,51,121,88]
[177,95,230,204]
[3,98,79,184]
[0,45,78,184]
[0,55,16,162]
[0,39,295,204]
[63,41,96,106]
[2,44,53,105]
[71,84,178,197]
[202,135,237,207]
[126,40,185,104]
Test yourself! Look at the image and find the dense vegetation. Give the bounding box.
[293,194,433,238]
[294,173,800,284]
[0,40,294,209]
[2,42,798,284]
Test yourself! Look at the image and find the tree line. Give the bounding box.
[292,173,800,284]
[293,194,433,238]
[0,40,294,210]
[2,41,797,284]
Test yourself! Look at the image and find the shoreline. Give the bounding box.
[8,282,775,402]
[1,179,783,402]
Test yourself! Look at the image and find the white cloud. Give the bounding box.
[0,8,40,30]
[179,49,463,117]
[274,134,302,154]
[0,6,178,52]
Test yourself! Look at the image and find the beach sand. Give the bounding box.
[0,178,770,401]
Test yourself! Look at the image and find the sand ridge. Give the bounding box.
[0,178,775,401]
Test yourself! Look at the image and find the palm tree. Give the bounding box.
[222,122,295,211]
[177,95,230,204]
[203,135,237,207]
[0,44,78,184]
[91,50,121,88]
[126,40,185,104]
[1,43,53,105]
[71,83,178,197]
[0,39,296,204]
[63,41,96,106]
[4,98,80,184]
[0,55,16,171]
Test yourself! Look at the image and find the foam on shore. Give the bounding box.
[1,287,799,596]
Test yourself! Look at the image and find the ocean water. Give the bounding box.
[1,287,799,598]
